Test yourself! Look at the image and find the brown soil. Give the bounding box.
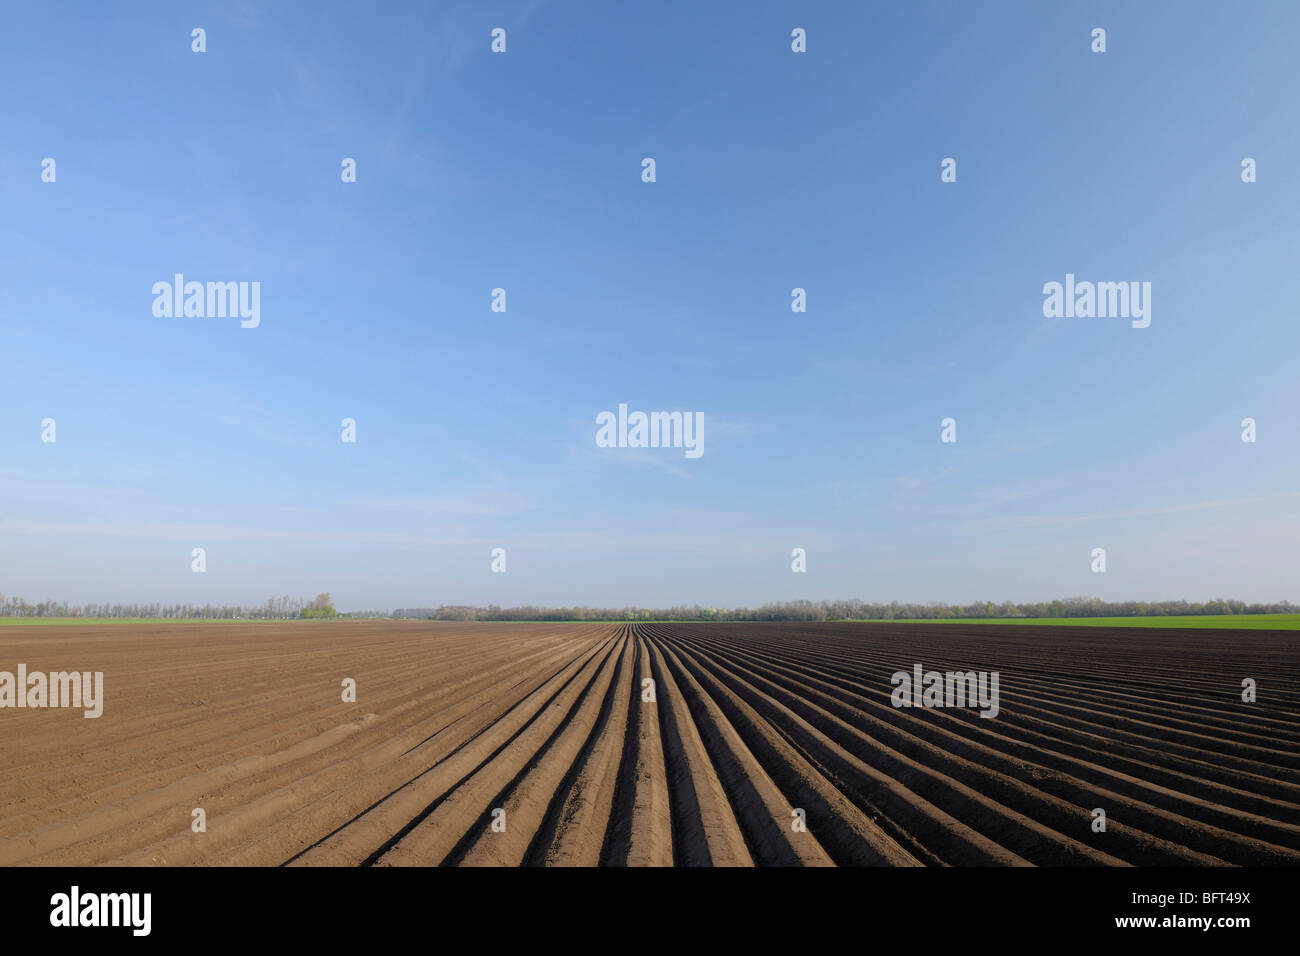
[0,620,1295,866]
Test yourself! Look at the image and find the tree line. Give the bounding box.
[0,593,336,619]
[382,596,1294,622]
[0,594,1291,621]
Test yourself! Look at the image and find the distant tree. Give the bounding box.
[300,592,337,619]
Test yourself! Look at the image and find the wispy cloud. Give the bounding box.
[370,490,527,517]
[928,491,1300,535]
[212,413,320,450]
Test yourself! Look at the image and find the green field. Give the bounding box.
[855,614,1300,629]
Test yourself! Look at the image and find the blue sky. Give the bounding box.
[1,1,1297,610]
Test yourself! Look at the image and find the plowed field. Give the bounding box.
[1,621,1296,866]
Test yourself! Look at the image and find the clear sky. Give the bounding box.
[1,1,1297,611]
